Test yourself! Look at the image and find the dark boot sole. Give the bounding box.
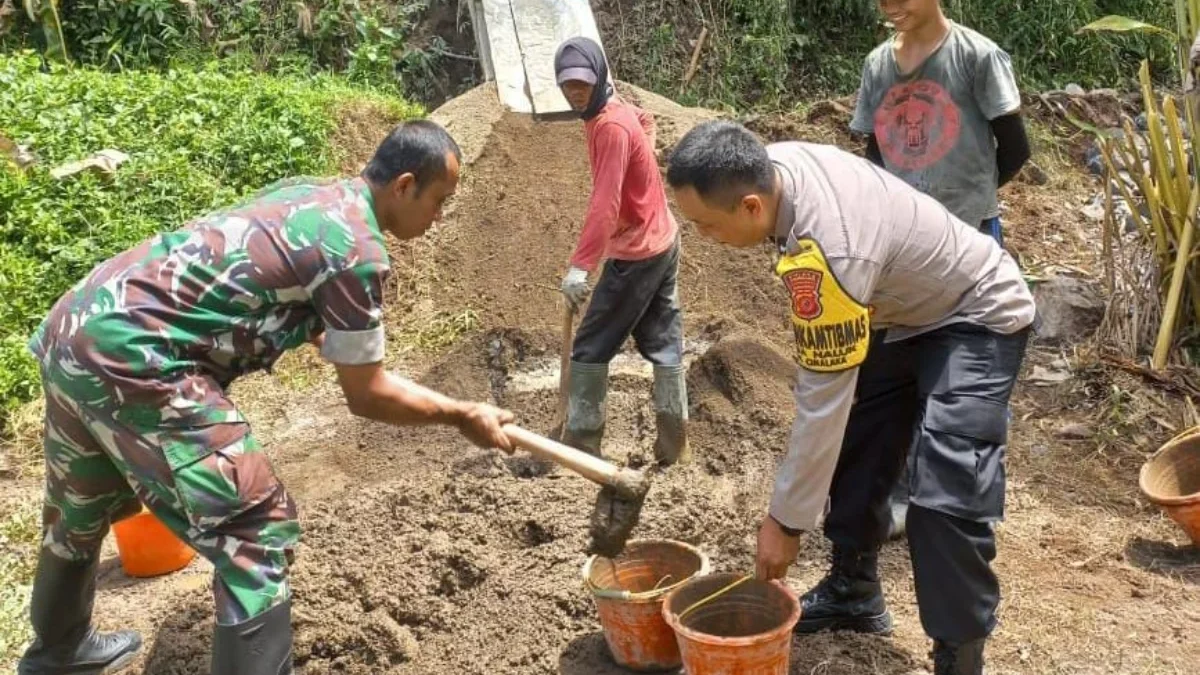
[18,649,139,675]
[793,611,894,636]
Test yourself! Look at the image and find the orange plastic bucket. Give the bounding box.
[1140,427,1200,546]
[111,507,196,577]
[662,572,800,675]
[582,539,710,671]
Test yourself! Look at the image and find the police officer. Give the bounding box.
[20,120,514,675]
[666,120,1036,675]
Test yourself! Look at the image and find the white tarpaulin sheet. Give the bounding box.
[470,0,610,116]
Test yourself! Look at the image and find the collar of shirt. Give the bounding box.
[771,161,798,254]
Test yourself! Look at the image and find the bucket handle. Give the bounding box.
[676,574,753,621]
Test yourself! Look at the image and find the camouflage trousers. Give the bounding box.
[38,358,299,626]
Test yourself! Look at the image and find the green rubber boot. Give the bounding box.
[651,364,690,465]
[562,361,608,457]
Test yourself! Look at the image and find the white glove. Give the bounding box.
[561,266,590,309]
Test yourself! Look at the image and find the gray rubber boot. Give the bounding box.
[211,598,293,675]
[562,361,608,457]
[18,550,142,675]
[651,364,690,465]
[933,638,986,675]
[886,473,909,541]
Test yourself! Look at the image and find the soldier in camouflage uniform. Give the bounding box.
[20,120,515,675]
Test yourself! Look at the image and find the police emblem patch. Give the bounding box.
[783,268,823,320]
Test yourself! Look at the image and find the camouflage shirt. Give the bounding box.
[30,177,391,425]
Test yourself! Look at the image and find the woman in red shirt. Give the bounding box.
[554,36,688,465]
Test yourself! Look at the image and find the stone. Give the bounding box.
[1065,83,1086,97]
[1031,276,1106,344]
[1020,161,1050,186]
[1056,422,1092,440]
[1079,198,1105,222]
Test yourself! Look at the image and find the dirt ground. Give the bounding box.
[4,82,1199,674]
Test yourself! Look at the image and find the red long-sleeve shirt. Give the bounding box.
[569,98,677,272]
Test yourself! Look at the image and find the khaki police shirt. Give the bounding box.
[765,141,1036,531]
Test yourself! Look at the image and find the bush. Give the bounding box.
[0,51,421,422]
[606,0,1177,110]
[1,0,473,103]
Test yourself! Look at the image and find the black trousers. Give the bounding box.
[824,322,1030,642]
[572,240,683,366]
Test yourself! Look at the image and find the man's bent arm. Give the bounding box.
[335,362,470,426]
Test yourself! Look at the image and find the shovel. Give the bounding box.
[504,424,650,557]
[551,303,576,440]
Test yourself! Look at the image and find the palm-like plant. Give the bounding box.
[1081,2,1200,369]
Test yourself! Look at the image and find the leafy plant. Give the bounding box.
[0,51,421,423]
[1081,1,1200,369]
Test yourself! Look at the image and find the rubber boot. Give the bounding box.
[885,474,909,541]
[18,550,142,675]
[932,638,986,675]
[651,364,690,465]
[793,547,893,635]
[561,361,608,458]
[211,598,294,675]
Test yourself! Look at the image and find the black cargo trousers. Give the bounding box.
[822,321,1030,643]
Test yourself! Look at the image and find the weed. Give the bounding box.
[402,309,480,352]
[0,51,422,428]
[0,498,39,669]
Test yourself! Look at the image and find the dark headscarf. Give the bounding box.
[554,36,612,120]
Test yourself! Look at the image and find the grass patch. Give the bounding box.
[399,309,480,353]
[0,51,421,428]
[0,497,40,669]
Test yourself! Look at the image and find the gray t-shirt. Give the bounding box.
[851,23,1021,226]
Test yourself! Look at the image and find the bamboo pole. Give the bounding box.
[1153,184,1200,369]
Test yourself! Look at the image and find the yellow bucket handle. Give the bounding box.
[677,574,754,621]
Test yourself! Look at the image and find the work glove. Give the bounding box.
[561,266,590,310]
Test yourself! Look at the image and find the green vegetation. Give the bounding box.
[0,498,39,669]
[1083,0,1200,368]
[0,51,420,422]
[1,0,470,101]
[614,0,1177,111]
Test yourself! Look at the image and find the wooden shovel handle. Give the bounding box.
[504,424,620,487]
[557,305,575,427]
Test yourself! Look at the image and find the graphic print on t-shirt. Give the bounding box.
[873,79,961,171]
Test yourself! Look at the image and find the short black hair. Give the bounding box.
[363,119,462,190]
[666,121,775,209]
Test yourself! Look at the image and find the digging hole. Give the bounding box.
[518,520,556,547]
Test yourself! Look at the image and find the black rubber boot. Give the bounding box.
[793,547,893,635]
[933,638,986,675]
[18,550,142,675]
[211,598,293,675]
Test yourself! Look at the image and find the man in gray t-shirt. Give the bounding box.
[853,3,1031,555]
[852,12,1030,241]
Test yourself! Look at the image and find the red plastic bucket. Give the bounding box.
[112,507,196,577]
[583,539,710,671]
[662,573,800,675]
